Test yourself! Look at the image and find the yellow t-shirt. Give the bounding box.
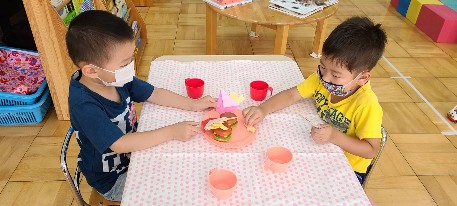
[296,72,383,173]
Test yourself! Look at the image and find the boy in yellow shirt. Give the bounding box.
[243,16,387,184]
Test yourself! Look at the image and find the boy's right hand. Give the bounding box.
[170,121,199,141]
[243,106,266,126]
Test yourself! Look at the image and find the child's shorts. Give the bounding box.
[102,172,127,202]
[354,171,367,185]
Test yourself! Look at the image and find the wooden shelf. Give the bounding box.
[132,0,153,6]
[133,27,145,70]
[23,0,148,120]
[126,0,148,70]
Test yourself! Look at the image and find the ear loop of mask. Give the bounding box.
[317,65,363,97]
[90,64,114,85]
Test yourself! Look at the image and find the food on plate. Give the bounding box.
[212,126,233,142]
[246,125,256,133]
[204,117,236,131]
[220,112,238,128]
[205,118,229,130]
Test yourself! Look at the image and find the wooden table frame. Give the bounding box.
[206,4,337,58]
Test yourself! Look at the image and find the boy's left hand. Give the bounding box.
[310,124,335,144]
[192,96,217,111]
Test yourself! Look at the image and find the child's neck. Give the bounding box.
[79,75,121,103]
[79,75,109,90]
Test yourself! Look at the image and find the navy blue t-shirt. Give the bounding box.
[68,70,154,194]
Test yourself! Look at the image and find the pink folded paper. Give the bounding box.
[216,90,240,114]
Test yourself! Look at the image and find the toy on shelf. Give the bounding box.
[112,0,128,18]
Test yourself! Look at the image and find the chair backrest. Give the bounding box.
[362,126,388,190]
[60,127,89,206]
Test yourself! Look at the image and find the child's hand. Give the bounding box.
[192,96,217,111]
[243,106,265,126]
[310,124,334,144]
[170,121,200,141]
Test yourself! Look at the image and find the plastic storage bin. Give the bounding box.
[0,80,48,106]
[0,88,52,125]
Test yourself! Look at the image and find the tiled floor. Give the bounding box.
[1,0,457,205]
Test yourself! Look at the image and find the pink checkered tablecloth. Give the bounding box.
[121,59,371,205]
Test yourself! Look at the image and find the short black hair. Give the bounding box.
[66,10,133,67]
[322,16,387,73]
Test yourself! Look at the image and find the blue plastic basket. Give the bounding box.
[0,80,48,106]
[0,87,52,125]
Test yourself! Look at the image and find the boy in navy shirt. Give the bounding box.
[66,10,216,201]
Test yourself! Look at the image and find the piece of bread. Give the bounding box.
[220,112,238,128]
[212,126,232,142]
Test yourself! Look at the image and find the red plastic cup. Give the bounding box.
[250,81,273,101]
[185,78,204,99]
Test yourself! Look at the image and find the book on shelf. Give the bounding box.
[269,0,338,19]
[50,0,96,26]
[131,21,140,37]
[203,0,253,10]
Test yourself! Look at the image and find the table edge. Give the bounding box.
[153,55,296,62]
[207,4,338,26]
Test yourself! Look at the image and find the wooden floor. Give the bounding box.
[1,0,457,205]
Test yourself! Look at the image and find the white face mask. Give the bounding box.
[91,61,135,87]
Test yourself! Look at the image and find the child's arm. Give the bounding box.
[311,125,381,158]
[110,121,199,153]
[244,87,302,126]
[147,88,216,111]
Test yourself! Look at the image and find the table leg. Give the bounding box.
[206,5,217,55]
[274,25,289,55]
[250,23,260,38]
[310,18,328,58]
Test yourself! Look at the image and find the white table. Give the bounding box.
[121,55,370,205]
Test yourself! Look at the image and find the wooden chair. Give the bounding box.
[362,126,388,190]
[60,127,121,206]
